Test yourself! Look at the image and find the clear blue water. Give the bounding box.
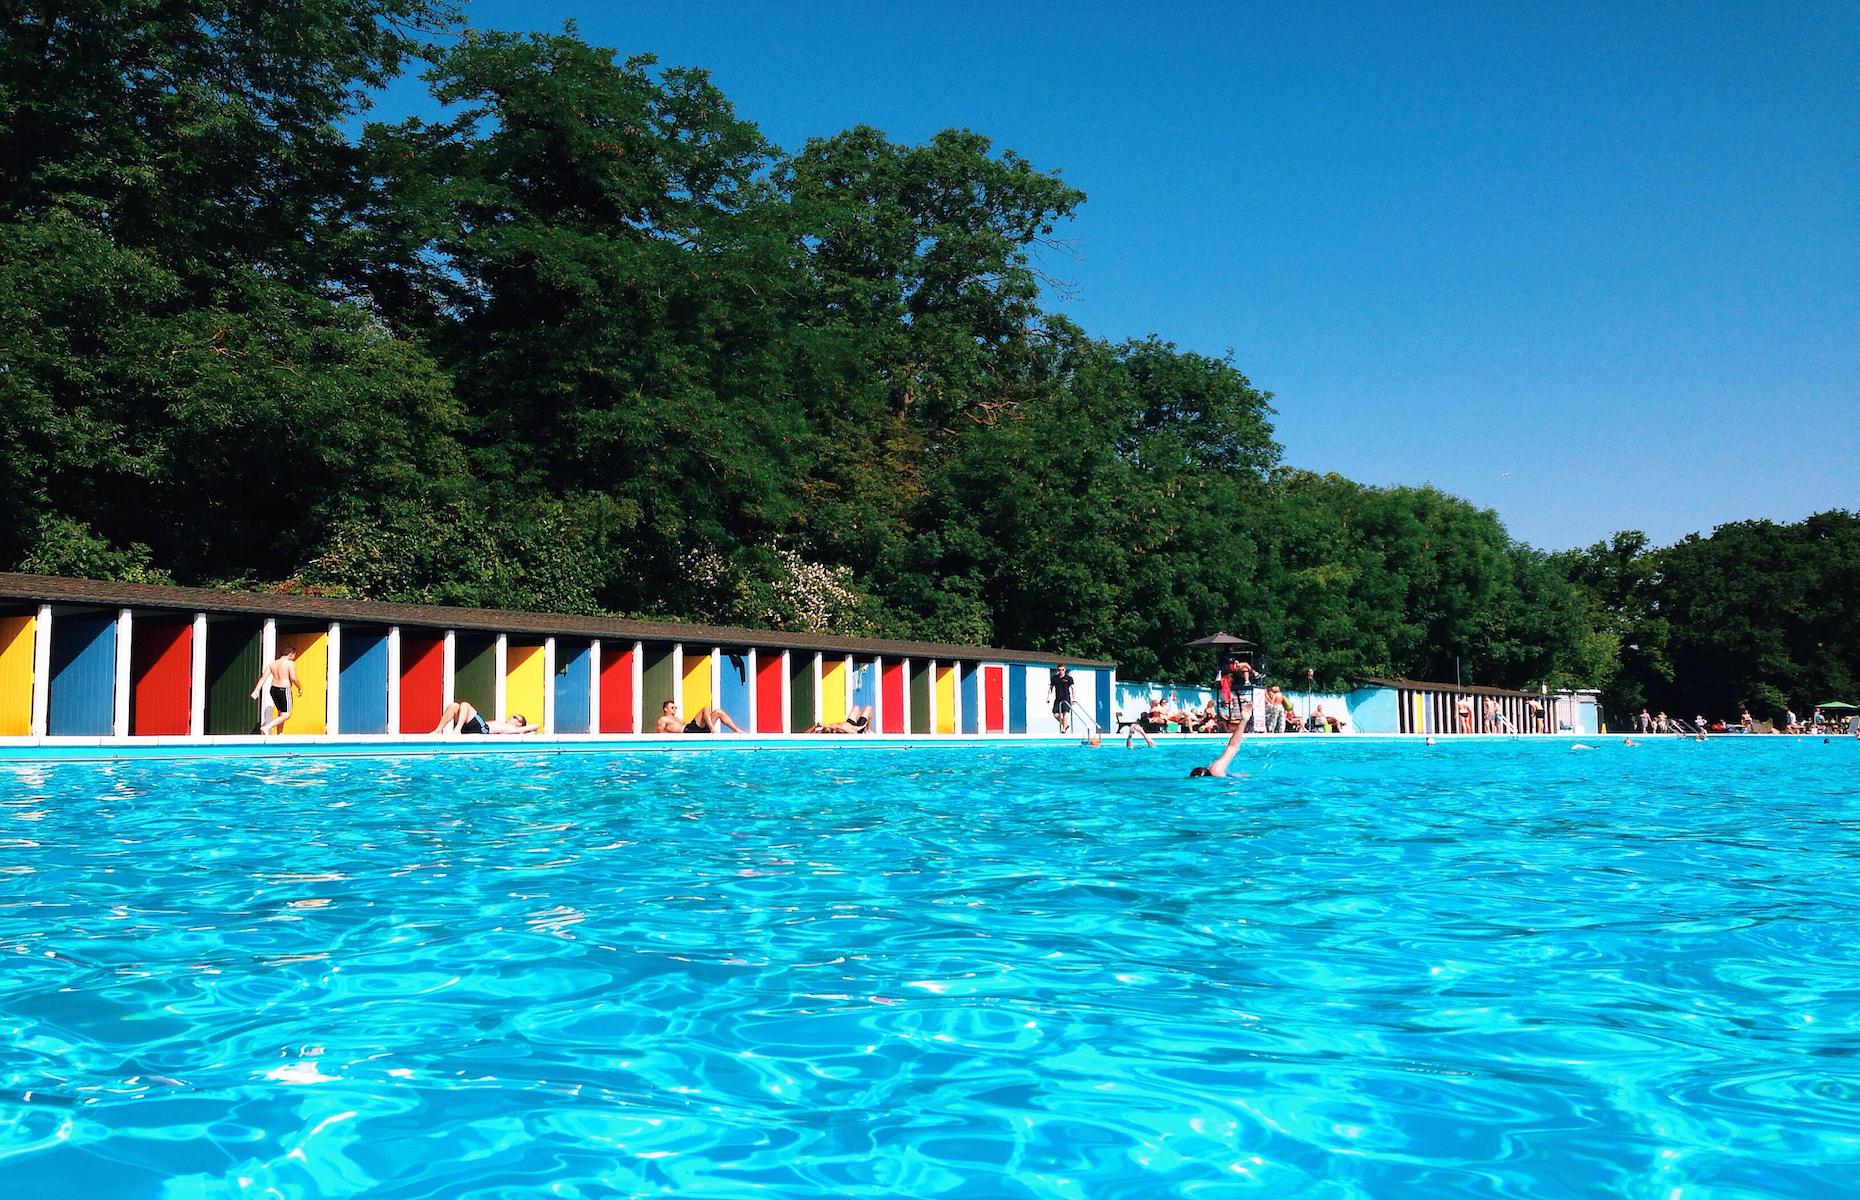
[3,738,1859,1198]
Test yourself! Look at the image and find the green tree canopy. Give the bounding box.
[1,10,1628,694]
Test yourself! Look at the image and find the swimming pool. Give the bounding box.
[2,738,1856,1197]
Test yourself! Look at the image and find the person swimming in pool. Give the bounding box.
[432,701,538,735]
[655,699,743,734]
[1188,711,1249,777]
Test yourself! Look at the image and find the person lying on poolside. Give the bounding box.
[433,701,538,735]
[655,699,744,734]
[1184,701,1226,733]
[807,705,873,734]
[1189,712,1249,777]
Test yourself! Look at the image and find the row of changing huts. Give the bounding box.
[0,574,1115,739]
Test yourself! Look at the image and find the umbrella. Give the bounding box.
[1183,632,1254,648]
[1816,701,1857,710]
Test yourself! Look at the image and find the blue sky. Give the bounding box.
[383,2,1858,551]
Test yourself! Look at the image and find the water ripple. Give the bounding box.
[0,739,1857,1196]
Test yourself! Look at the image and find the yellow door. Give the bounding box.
[0,614,35,735]
[934,665,956,734]
[682,650,712,716]
[820,657,847,725]
[505,643,546,725]
[277,630,327,734]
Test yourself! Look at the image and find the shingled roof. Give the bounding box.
[0,573,1112,668]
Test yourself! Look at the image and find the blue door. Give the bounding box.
[959,664,979,733]
[718,652,751,726]
[850,659,877,709]
[1008,665,1028,734]
[49,614,116,735]
[338,631,388,733]
[554,642,591,733]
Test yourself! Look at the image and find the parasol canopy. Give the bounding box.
[1816,701,1857,710]
[1184,632,1255,648]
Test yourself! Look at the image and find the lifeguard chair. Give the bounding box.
[1185,632,1258,727]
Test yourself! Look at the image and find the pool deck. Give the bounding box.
[0,731,1629,762]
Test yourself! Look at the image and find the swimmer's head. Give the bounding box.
[1188,766,1213,778]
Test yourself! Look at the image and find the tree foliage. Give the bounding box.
[0,8,1643,692]
[1556,514,1860,721]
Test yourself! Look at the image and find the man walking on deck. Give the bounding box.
[1048,665,1078,733]
[251,647,301,735]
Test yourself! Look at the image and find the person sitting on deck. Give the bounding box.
[808,705,873,734]
[433,701,537,735]
[1115,701,1170,737]
[656,699,743,734]
[1184,700,1224,733]
[1162,700,1204,732]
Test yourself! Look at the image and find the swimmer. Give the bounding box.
[1424,737,1435,746]
[1570,743,1593,750]
[1188,722,1246,778]
[1623,738,1637,746]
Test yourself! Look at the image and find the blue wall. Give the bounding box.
[338,631,388,734]
[850,659,877,709]
[718,652,750,728]
[1093,669,1113,731]
[49,614,116,736]
[1347,687,1398,735]
[555,643,591,734]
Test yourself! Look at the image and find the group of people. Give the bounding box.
[1117,691,1347,739]
[1451,695,1549,734]
[1116,653,1355,741]
[1622,706,1860,736]
[1654,706,1860,736]
[1633,709,1705,735]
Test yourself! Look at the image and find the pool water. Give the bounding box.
[2,738,1858,1198]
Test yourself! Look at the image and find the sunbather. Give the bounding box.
[655,700,743,734]
[808,705,873,734]
[433,701,538,735]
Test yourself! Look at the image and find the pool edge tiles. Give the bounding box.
[0,732,1617,763]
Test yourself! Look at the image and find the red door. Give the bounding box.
[881,662,906,733]
[755,650,786,732]
[984,666,1005,732]
[599,644,636,733]
[399,634,444,733]
[130,619,192,735]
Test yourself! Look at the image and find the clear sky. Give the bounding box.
[393,1,1859,552]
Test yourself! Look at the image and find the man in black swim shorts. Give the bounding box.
[655,699,743,734]
[1048,665,1078,733]
[250,647,301,735]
